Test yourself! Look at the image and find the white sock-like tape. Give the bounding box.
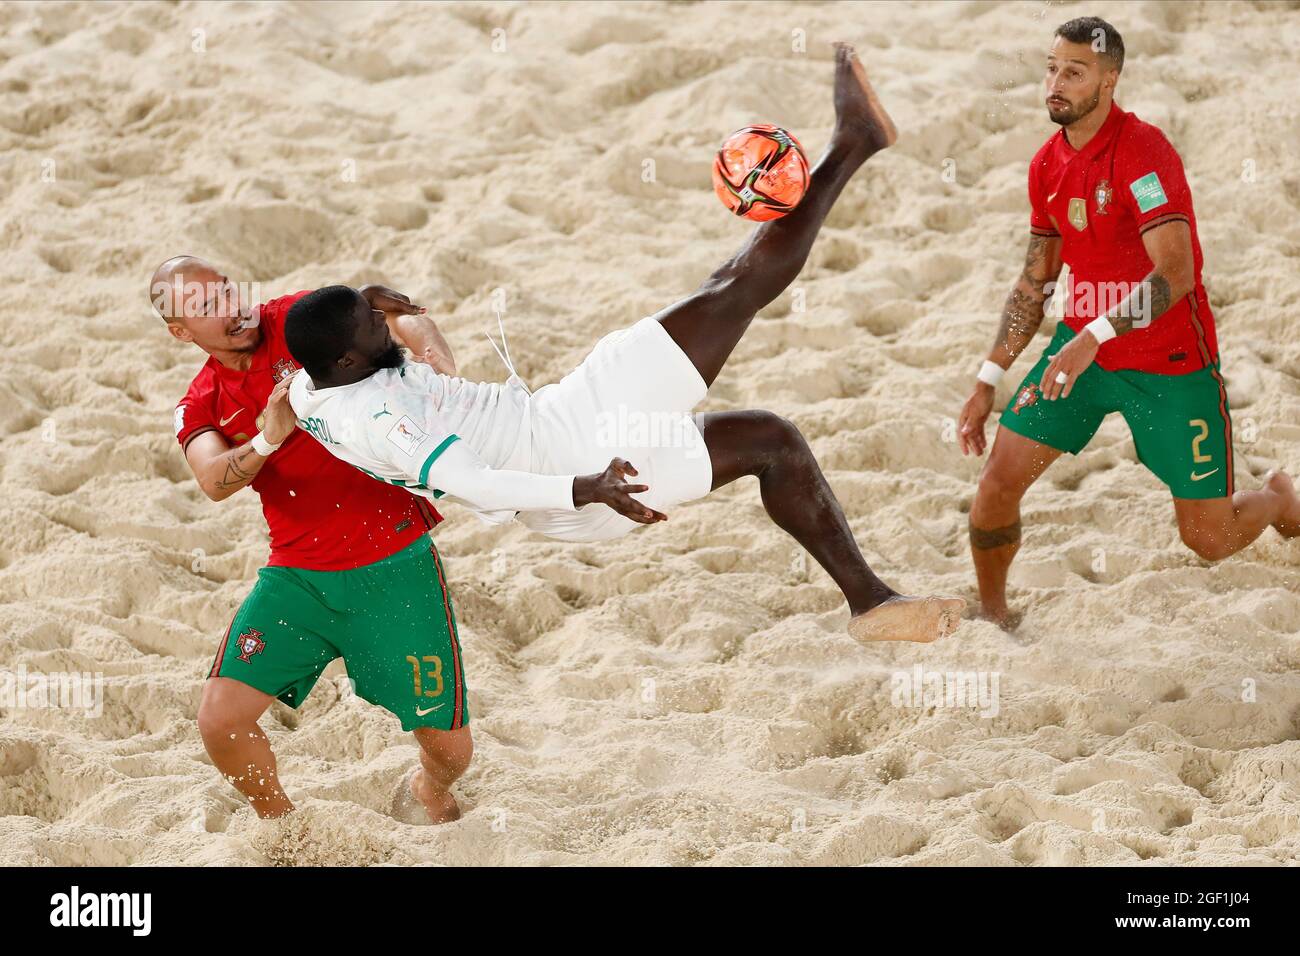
[977,360,1005,387]
[251,432,282,457]
[1084,316,1118,344]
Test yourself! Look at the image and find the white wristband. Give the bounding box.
[977,360,1005,387]
[251,432,282,457]
[1084,317,1117,344]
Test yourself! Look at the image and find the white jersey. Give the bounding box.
[289,316,713,542]
[288,361,577,525]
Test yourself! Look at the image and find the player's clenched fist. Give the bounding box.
[572,458,667,524]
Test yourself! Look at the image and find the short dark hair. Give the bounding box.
[1055,16,1124,73]
[285,285,362,379]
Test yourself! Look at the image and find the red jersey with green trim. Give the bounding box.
[1028,103,1218,374]
[173,291,442,571]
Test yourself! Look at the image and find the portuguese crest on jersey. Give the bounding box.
[1094,179,1112,216]
[273,358,298,383]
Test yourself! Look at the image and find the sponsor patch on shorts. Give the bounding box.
[1129,172,1168,213]
[387,415,428,456]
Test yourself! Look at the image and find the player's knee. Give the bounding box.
[197,696,240,746]
[974,464,1025,512]
[756,410,806,451]
[414,726,474,782]
[1179,526,1234,562]
[749,412,810,475]
[197,678,265,744]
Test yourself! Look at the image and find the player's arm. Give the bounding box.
[184,432,268,501]
[1100,220,1193,336]
[423,441,665,524]
[1040,221,1194,401]
[958,233,1063,456]
[183,374,298,501]
[360,284,457,376]
[988,232,1064,369]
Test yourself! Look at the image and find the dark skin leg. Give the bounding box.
[700,411,963,643]
[651,47,959,643]
[701,411,895,616]
[655,43,896,386]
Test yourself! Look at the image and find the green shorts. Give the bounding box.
[999,324,1235,500]
[208,534,468,732]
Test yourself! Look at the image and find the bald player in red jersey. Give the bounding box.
[957,18,1299,626]
[156,255,471,823]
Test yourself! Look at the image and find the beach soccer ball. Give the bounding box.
[711,124,810,221]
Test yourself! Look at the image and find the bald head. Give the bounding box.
[150,255,220,324]
[153,255,262,358]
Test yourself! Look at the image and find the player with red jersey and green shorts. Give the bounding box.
[155,254,471,823]
[956,17,1299,626]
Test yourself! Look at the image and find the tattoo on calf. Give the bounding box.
[969,519,1022,550]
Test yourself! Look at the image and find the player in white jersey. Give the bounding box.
[286,45,962,643]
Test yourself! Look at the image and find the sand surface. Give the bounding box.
[1,0,1298,865]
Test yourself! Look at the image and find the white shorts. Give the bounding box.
[518,317,713,542]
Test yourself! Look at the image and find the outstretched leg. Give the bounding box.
[1174,470,1300,560]
[701,411,962,643]
[657,43,897,387]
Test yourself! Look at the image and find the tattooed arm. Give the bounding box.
[183,373,299,502]
[1039,221,1194,400]
[1097,220,1193,336]
[185,433,271,501]
[988,232,1064,368]
[958,233,1063,456]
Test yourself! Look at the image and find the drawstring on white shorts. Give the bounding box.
[484,309,531,396]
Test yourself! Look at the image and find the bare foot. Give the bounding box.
[848,594,964,643]
[1266,471,1300,538]
[391,767,461,825]
[409,767,461,824]
[975,605,1023,632]
[831,42,898,157]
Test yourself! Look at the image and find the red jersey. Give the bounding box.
[174,291,442,571]
[1028,103,1218,374]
